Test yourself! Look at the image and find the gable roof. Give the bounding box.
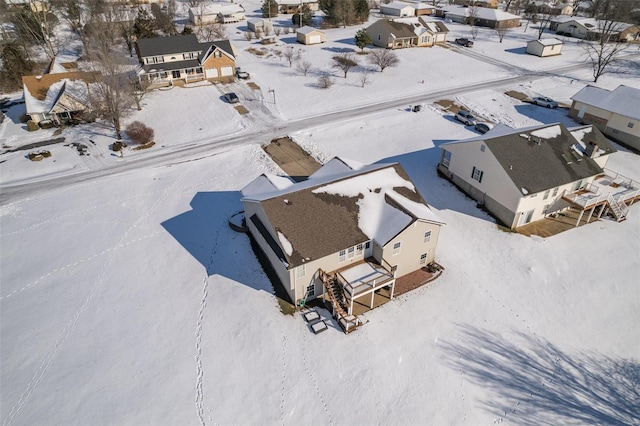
[570,85,640,121]
[136,35,201,58]
[297,26,324,35]
[22,71,101,114]
[528,38,563,46]
[381,2,415,11]
[242,160,443,268]
[441,5,520,21]
[445,123,607,195]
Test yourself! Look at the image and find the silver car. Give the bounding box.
[455,110,477,126]
[532,96,558,108]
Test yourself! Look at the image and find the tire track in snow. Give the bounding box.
[0,231,162,302]
[2,171,187,426]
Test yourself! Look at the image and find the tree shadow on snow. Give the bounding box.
[160,191,273,293]
[441,325,640,425]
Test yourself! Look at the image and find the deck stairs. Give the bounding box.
[319,270,362,334]
[607,194,628,222]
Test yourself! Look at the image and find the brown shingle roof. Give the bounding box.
[22,71,101,101]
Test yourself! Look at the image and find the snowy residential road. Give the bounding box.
[1,55,634,205]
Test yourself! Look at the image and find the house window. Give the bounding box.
[295,265,305,279]
[422,35,430,43]
[172,70,181,78]
[472,166,484,183]
[424,231,431,243]
[183,52,196,60]
[306,283,315,295]
[339,250,346,262]
[480,144,485,152]
[214,50,221,58]
[393,242,401,256]
[628,122,635,129]
[442,150,452,168]
[420,253,428,265]
[378,35,381,40]
[356,243,363,256]
[347,246,355,259]
[552,187,558,197]
[543,189,550,200]
[365,241,371,249]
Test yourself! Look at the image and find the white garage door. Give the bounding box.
[205,68,219,79]
[221,66,234,76]
[309,35,321,44]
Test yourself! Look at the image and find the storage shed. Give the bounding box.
[526,38,563,57]
[296,26,326,44]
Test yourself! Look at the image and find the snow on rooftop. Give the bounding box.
[571,85,640,121]
[531,38,563,46]
[277,231,293,256]
[531,125,562,140]
[387,191,444,225]
[241,174,294,197]
[312,167,418,243]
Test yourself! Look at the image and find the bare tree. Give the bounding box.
[296,60,313,76]
[188,0,204,7]
[367,49,399,72]
[495,26,511,43]
[358,69,371,87]
[129,75,150,111]
[197,22,226,42]
[582,0,633,82]
[468,6,479,39]
[332,52,358,77]
[86,17,134,140]
[536,13,556,39]
[11,0,59,60]
[282,47,301,67]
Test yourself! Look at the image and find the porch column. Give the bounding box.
[370,290,375,309]
[389,280,395,300]
[575,209,585,227]
[349,297,354,316]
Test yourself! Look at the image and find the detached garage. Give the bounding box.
[296,26,326,45]
[526,38,563,57]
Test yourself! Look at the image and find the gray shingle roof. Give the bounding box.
[136,35,201,57]
[483,123,605,194]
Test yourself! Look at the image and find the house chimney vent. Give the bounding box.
[284,199,290,205]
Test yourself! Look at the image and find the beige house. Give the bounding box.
[22,71,101,126]
[435,5,520,29]
[296,26,326,44]
[275,0,319,14]
[367,17,449,49]
[135,35,237,86]
[380,2,416,17]
[569,85,640,151]
[188,3,245,25]
[436,123,640,230]
[526,38,563,57]
[242,158,445,332]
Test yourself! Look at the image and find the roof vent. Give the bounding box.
[284,199,291,205]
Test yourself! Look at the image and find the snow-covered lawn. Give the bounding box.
[1,3,639,424]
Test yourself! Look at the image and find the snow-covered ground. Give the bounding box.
[1,3,640,425]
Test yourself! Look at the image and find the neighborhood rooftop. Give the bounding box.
[242,160,443,267]
[571,85,640,121]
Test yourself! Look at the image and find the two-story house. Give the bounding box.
[135,35,236,86]
[242,158,445,332]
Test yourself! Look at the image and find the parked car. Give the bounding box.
[475,122,494,134]
[236,67,250,79]
[455,110,477,126]
[532,96,558,108]
[224,92,239,104]
[455,38,474,47]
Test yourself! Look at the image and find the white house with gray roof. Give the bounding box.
[135,35,236,86]
[569,85,640,151]
[242,158,445,332]
[436,123,639,230]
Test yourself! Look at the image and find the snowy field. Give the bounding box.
[1,2,640,425]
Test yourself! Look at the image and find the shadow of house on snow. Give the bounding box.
[160,191,273,293]
[505,47,527,55]
[441,325,639,425]
[376,142,496,223]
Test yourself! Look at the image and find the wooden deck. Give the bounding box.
[516,208,602,237]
